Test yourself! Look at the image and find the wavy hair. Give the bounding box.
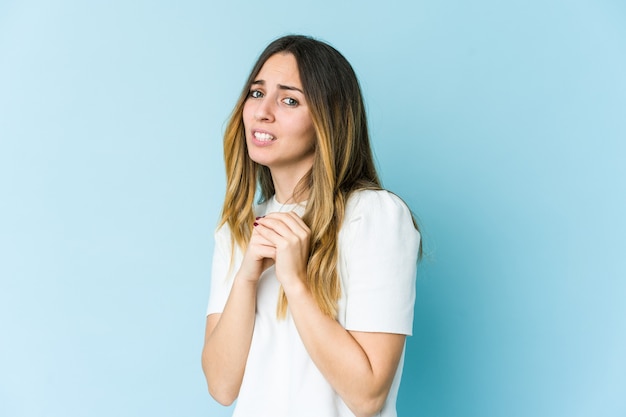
[220,35,411,318]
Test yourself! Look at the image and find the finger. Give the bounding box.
[283,211,310,234]
[263,212,310,242]
[247,241,277,260]
[256,246,276,260]
[259,212,309,238]
[253,222,287,246]
[250,228,276,247]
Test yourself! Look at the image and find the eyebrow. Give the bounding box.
[251,80,304,94]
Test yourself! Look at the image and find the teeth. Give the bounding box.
[254,131,275,141]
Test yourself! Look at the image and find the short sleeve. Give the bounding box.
[339,190,420,335]
[206,225,241,316]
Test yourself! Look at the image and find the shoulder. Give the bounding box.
[345,189,414,223]
[213,222,232,253]
[338,189,420,334]
[341,189,419,245]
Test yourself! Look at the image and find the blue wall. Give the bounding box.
[1,1,624,416]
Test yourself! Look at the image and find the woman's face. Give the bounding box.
[243,53,316,176]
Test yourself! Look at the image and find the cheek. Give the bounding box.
[299,119,316,147]
[242,102,254,128]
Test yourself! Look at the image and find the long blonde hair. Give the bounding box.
[220,35,409,318]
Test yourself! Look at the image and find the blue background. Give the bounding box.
[1,1,624,416]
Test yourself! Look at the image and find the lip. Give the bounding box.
[249,128,277,147]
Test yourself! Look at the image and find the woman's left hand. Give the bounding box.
[253,211,310,289]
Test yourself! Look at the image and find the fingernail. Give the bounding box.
[253,222,258,227]
[255,216,261,220]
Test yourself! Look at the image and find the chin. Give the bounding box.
[247,152,273,168]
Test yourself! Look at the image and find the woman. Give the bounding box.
[202,35,421,417]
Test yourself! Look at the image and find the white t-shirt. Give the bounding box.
[206,189,420,417]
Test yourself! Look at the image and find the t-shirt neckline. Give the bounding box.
[269,195,307,213]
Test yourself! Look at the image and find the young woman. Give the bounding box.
[202,35,421,417]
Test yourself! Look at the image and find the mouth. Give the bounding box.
[252,130,276,142]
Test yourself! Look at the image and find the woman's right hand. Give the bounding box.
[237,220,276,283]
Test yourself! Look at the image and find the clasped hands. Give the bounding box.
[238,211,310,290]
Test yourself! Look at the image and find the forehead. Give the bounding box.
[256,53,301,85]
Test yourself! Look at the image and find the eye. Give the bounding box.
[282,97,299,107]
[248,90,263,99]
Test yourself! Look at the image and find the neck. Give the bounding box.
[270,166,310,204]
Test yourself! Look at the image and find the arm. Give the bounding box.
[201,277,257,405]
[254,208,413,417]
[201,227,276,405]
[285,281,405,417]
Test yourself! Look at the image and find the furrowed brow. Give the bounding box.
[250,80,303,94]
[278,84,304,94]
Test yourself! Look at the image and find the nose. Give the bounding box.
[254,96,275,122]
